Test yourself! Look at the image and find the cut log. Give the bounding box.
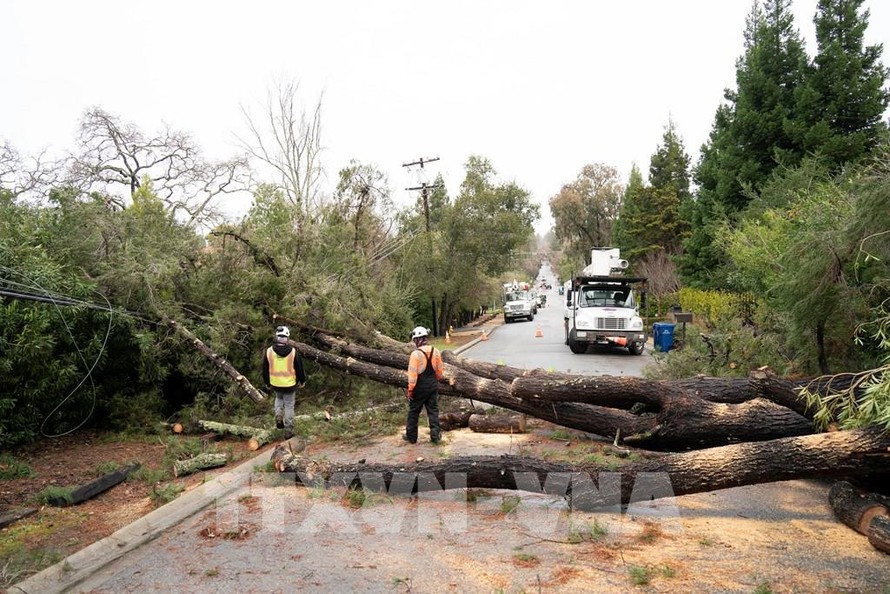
[468,413,526,434]
[160,422,184,434]
[271,427,890,508]
[247,430,274,451]
[173,453,228,477]
[46,463,140,507]
[198,420,268,439]
[164,317,265,402]
[0,507,38,529]
[868,515,890,554]
[829,480,890,554]
[829,480,889,535]
[439,409,481,431]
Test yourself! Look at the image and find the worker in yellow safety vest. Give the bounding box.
[261,325,306,429]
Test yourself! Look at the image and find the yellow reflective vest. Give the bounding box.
[266,347,297,388]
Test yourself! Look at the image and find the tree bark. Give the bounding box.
[0,507,38,529]
[868,515,890,554]
[272,428,890,508]
[166,317,265,402]
[46,463,140,507]
[173,453,228,477]
[439,409,484,431]
[468,413,526,434]
[292,341,814,449]
[198,420,269,439]
[829,480,890,554]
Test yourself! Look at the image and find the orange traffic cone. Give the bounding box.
[535,324,543,338]
[480,330,489,341]
[445,330,451,344]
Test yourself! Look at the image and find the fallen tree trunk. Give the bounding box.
[272,428,890,508]
[0,507,38,529]
[166,317,265,403]
[293,341,813,449]
[829,480,890,554]
[46,463,140,507]
[173,453,228,477]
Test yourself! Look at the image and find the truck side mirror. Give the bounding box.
[565,289,572,306]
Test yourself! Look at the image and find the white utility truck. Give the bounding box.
[503,281,536,323]
[563,248,647,355]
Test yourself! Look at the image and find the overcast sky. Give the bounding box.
[3,1,889,234]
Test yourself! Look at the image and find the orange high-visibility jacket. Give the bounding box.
[406,345,444,392]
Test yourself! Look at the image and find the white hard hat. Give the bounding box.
[411,326,429,339]
[275,325,290,338]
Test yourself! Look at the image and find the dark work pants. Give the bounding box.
[405,390,441,442]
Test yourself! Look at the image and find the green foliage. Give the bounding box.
[678,288,750,327]
[149,482,184,506]
[35,485,74,506]
[549,163,621,268]
[0,454,34,479]
[795,0,890,171]
[628,565,651,586]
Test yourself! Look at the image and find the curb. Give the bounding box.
[9,440,297,594]
[451,322,500,355]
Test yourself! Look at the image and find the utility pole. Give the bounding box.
[403,156,441,337]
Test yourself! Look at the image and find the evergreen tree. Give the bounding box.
[683,0,809,287]
[612,164,644,255]
[649,118,692,200]
[795,0,890,170]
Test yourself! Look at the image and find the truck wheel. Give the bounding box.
[628,341,644,356]
[504,315,510,324]
[568,331,587,354]
[528,313,535,322]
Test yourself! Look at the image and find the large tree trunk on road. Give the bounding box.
[292,340,813,449]
[272,428,890,508]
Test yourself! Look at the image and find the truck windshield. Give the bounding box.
[505,291,529,302]
[579,288,630,307]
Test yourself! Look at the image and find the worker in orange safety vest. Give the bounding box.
[403,326,444,444]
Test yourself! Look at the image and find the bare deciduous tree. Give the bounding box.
[0,140,62,198]
[636,248,680,298]
[68,108,250,227]
[237,80,324,218]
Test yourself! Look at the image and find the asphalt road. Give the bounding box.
[464,261,651,376]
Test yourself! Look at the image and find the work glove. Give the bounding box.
[406,389,413,400]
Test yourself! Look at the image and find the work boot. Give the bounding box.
[275,415,284,429]
[401,434,416,444]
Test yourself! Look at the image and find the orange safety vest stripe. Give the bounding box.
[407,345,443,390]
[266,347,297,387]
